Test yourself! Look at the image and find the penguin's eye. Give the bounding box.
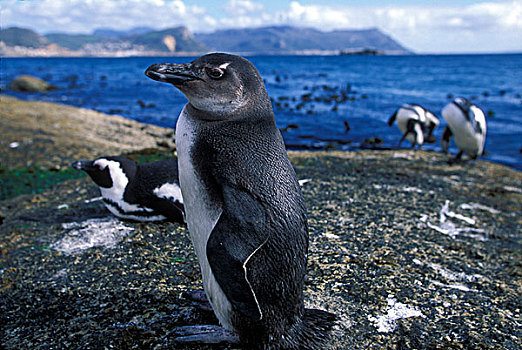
[205,67,225,80]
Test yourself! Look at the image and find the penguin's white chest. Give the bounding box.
[175,106,233,330]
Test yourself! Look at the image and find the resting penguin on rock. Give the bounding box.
[72,157,184,223]
[388,103,439,149]
[145,53,336,348]
[441,97,487,161]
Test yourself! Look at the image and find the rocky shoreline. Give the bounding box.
[1,97,520,349]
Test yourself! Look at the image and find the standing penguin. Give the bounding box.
[145,53,336,348]
[388,103,439,149]
[441,97,487,161]
[72,157,184,223]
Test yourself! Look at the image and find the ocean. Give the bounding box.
[1,54,521,170]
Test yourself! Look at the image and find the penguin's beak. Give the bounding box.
[145,63,201,85]
[425,134,437,144]
[71,160,94,171]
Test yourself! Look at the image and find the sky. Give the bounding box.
[1,0,521,53]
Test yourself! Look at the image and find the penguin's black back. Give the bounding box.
[125,158,184,223]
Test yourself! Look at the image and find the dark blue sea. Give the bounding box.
[2,54,521,170]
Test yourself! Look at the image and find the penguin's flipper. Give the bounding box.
[441,126,453,154]
[475,118,484,135]
[388,110,398,126]
[206,184,271,321]
[150,197,185,223]
[171,325,240,344]
[398,131,409,147]
[400,119,418,148]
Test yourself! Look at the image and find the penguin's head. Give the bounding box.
[425,110,439,126]
[454,97,472,110]
[424,110,440,143]
[145,53,270,119]
[72,157,136,189]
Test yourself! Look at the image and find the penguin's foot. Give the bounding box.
[182,290,213,311]
[182,290,207,302]
[170,325,240,344]
[448,156,466,165]
[447,158,459,165]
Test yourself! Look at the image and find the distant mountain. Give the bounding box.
[0,26,208,56]
[1,25,411,57]
[0,27,48,48]
[93,27,154,38]
[42,26,206,53]
[195,26,411,54]
[44,33,105,50]
[128,27,207,52]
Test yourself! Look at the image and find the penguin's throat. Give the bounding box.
[100,163,128,201]
[189,103,246,120]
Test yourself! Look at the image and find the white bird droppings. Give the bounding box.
[425,200,488,241]
[298,178,312,186]
[53,218,134,255]
[368,295,425,333]
[84,196,103,204]
[459,202,500,214]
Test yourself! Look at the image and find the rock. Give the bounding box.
[0,98,521,349]
[8,75,58,92]
[1,150,521,349]
[343,120,351,132]
[279,123,300,133]
[0,95,175,170]
[362,136,383,145]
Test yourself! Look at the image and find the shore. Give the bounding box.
[1,96,521,349]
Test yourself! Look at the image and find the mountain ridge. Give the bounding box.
[0,26,411,56]
[195,26,410,54]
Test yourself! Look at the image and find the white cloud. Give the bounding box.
[1,0,521,53]
[267,1,522,52]
[368,1,522,52]
[224,0,264,16]
[281,1,353,28]
[1,0,214,34]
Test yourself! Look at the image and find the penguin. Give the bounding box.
[388,103,440,149]
[441,97,487,161]
[145,53,336,348]
[72,156,184,223]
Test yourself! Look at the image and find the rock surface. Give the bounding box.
[0,95,175,170]
[0,97,520,349]
[7,75,58,93]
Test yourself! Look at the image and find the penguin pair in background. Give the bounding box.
[388,103,440,149]
[441,97,487,161]
[145,53,336,348]
[72,157,184,223]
